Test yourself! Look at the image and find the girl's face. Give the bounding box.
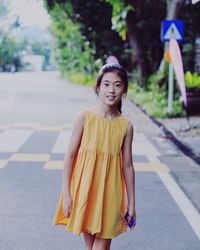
[97,72,126,108]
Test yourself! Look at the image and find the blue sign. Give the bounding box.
[161,20,184,42]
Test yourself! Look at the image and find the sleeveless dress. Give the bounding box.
[53,109,129,239]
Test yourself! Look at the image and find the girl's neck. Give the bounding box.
[95,104,120,119]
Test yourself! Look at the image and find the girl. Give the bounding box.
[53,63,136,250]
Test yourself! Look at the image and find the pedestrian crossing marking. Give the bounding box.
[0,129,33,152]
[62,123,73,129]
[36,125,64,131]
[52,131,70,153]
[0,122,73,131]
[10,153,50,162]
[0,154,170,172]
[135,163,169,172]
[0,125,10,130]
[44,160,64,169]
[13,123,40,129]
[133,133,160,156]
[0,159,8,169]
[0,126,170,172]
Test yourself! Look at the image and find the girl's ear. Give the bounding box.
[96,86,100,94]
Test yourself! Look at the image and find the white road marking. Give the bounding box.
[52,130,70,153]
[147,155,161,163]
[158,172,200,240]
[0,160,8,168]
[148,155,200,239]
[133,133,160,156]
[0,129,33,152]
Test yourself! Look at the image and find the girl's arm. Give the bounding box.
[122,122,136,218]
[62,111,84,217]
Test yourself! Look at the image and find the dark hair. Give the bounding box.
[94,64,128,113]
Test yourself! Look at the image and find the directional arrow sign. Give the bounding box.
[161,20,184,42]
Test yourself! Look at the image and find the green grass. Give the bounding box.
[63,71,96,86]
[128,83,185,118]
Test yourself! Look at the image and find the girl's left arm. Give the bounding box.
[122,122,136,218]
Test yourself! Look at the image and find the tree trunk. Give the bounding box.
[166,0,185,19]
[126,10,147,81]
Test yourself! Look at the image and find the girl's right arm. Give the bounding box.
[62,111,84,217]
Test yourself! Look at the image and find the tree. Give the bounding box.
[45,0,200,81]
[0,0,9,20]
[0,0,23,71]
[45,2,100,79]
[45,0,125,62]
[0,32,20,70]
[166,0,185,19]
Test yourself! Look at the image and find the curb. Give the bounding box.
[131,100,200,166]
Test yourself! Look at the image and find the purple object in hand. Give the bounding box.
[124,211,136,229]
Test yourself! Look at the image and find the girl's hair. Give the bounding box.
[94,63,128,113]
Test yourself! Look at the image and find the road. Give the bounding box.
[0,71,199,250]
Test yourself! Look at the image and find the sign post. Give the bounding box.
[161,20,184,112]
[168,64,174,112]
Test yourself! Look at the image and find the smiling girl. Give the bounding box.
[53,63,136,250]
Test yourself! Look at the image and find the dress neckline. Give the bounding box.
[88,109,123,121]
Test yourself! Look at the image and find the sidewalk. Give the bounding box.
[124,97,200,165]
[123,98,200,214]
[158,116,200,159]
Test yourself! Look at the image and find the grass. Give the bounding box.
[128,82,185,118]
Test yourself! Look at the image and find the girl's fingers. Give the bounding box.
[63,205,72,218]
[62,197,73,217]
[63,208,68,217]
[67,207,72,218]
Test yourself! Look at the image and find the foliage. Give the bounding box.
[105,0,132,41]
[128,79,185,118]
[47,2,101,81]
[0,0,9,20]
[185,71,200,89]
[180,3,200,72]
[45,0,125,63]
[31,42,52,70]
[0,31,21,70]
[45,1,200,78]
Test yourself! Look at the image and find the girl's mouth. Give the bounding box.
[107,95,115,101]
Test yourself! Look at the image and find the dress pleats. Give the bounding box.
[53,109,129,238]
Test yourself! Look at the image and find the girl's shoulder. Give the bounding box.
[83,107,129,121]
[80,107,133,131]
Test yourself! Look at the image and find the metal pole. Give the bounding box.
[168,63,174,113]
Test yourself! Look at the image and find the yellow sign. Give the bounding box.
[164,50,171,63]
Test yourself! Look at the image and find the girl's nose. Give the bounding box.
[109,85,115,93]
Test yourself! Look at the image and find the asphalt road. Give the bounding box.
[0,72,199,250]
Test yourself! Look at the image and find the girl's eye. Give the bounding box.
[104,82,109,86]
[115,84,122,87]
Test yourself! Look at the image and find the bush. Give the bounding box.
[128,80,185,118]
[185,71,200,89]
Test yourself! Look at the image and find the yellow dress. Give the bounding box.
[53,109,129,239]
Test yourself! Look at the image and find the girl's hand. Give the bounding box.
[127,204,136,220]
[62,194,72,218]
